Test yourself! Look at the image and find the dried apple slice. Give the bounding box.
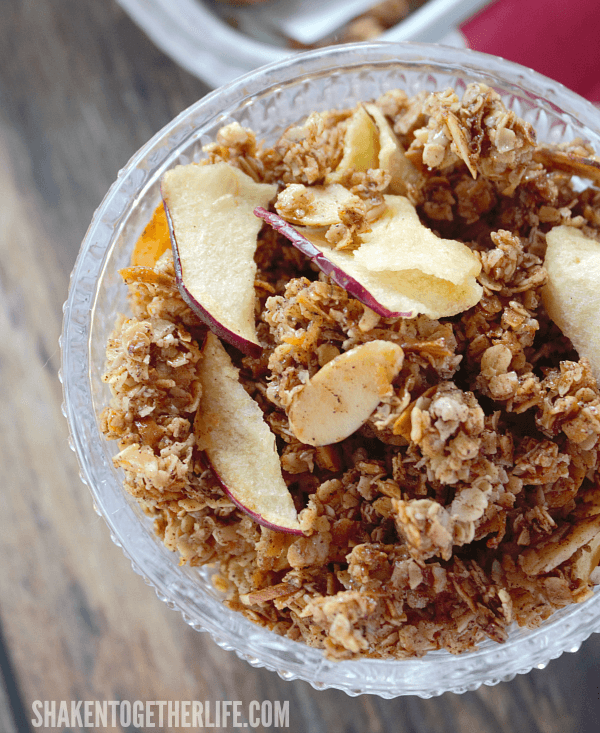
[288,340,404,446]
[194,333,302,534]
[254,207,414,318]
[131,203,170,267]
[353,195,482,317]
[161,162,277,357]
[363,103,422,195]
[326,103,421,194]
[355,195,481,281]
[335,104,380,174]
[255,207,481,319]
[542,225,600,381]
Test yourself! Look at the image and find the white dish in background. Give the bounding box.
[240,0,383,46]
[116,0,489,87]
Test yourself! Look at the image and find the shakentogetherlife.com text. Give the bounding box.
[31,699,290,729]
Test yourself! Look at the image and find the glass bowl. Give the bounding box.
[61,42,600,698]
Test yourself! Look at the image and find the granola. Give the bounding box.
[100,83,600,659]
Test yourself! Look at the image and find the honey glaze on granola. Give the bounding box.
[100,83,600,660]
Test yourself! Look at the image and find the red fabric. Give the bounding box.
[461,0,600,103]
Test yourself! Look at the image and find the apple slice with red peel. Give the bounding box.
[255,200,482,319]
[162,162,277,357]
[254,207,414,318]
[288,340,404,446]
[194,332,302,534]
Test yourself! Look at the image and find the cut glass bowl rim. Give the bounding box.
[61,41,600,698]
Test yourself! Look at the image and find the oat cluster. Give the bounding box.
[101,83,600,659]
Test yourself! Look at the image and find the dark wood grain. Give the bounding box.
[1,1,600,732]
[0,620,21,733]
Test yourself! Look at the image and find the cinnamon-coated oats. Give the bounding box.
[101,83,600,659]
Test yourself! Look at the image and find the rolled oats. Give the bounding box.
[101,83,600,659]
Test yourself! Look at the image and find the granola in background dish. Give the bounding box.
[100,82,600,660]
[215,0,424,46]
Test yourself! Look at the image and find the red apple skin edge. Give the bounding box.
[209,461,304,536]
[254,207,414,319]
[194,332,303,536]
[162,191,263,359]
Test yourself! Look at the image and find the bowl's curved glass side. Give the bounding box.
[61,42,600,698]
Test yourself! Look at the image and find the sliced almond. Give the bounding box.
[445,111,477,178]
[288,340,404,446]
[533,146,600,186]
[570,533,600,584]
[393,385,437,439]
[119,265,175,288]
[240,583,297,605]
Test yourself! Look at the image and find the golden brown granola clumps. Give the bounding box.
[407,84,538,195]
[100,82,600,659]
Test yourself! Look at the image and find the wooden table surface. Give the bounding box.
[1,1,599,732]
